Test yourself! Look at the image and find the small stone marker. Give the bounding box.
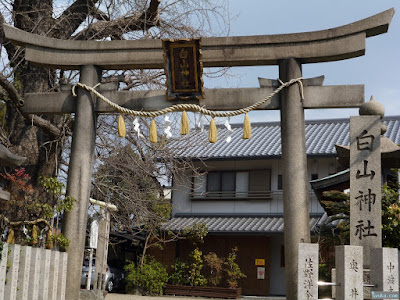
[17,246,32,300]
[5,244,20,300]
[29,247,41,300]
[0,243,8,300]
[350,114,382,267]
[38,249,51,300]
[297,243,319,300]
[336,245,363,300]
[57,252,68,300]
[332,268,372,299]
[49,250,60,300]
[371,248,399,293]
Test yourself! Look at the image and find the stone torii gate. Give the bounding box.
[4,8,394,300]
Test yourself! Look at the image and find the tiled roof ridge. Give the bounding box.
[224,115,400,129]
[169,115,400,159]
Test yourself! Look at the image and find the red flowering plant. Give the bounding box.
[0,168,35,218]
[0,168,74,249]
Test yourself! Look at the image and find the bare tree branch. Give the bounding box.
[73,0,161,40]
[52,0,99,38]
[0,13,17,62]
[0,74,23,109]
[0,74,63,137]
[29,114,63,137]
[90,7,110,22]
[144,0,161,25]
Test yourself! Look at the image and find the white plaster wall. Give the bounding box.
[269,236,286,296]
[233,201,274,214]
[192,201,235,213]
[172,157,337,216]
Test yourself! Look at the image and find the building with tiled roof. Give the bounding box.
[158,116,400,297]
[170,116,400,159]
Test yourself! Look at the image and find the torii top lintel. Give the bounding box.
[3,9,394,70]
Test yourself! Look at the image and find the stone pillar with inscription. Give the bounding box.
[350,97,384,268]
[371,248,399,293]
[336,245,364,300]
[297,243,319,300]
[348,97,399,299]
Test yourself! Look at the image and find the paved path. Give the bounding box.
[105,294,285,300]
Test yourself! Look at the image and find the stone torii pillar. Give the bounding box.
[62,65,101,297]
[279,58,311,293]
[3,8,394,300]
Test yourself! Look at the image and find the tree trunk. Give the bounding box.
[7,1,65,185]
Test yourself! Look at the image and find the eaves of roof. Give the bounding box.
[162,215,323,235]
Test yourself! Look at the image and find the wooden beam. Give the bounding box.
[3,9,394,69]
[23,85,364,114]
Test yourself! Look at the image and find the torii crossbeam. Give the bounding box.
[4,8,394,300]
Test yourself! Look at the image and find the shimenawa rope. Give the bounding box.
[72,77,304,142]
[71,77,304,118]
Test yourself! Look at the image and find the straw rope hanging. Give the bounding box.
[72,77,304,143]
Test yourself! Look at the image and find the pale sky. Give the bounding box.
[204,1,400,123]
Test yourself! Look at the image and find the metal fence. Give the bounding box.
[0,243,68,300]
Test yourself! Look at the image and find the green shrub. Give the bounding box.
[169,258,190,285]
[124,256,168,295]
[204,252,224,286]
[50,233,70,252]
[224,247,246,288]
[188,248,207,286]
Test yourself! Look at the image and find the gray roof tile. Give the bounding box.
[162,216,322,234]
[170,116,400,159]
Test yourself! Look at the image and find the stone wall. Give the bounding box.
[0,243,68,300]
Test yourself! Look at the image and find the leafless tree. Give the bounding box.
[0,0,230,252]
[92,114,209,264]
[0,0,231,187]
